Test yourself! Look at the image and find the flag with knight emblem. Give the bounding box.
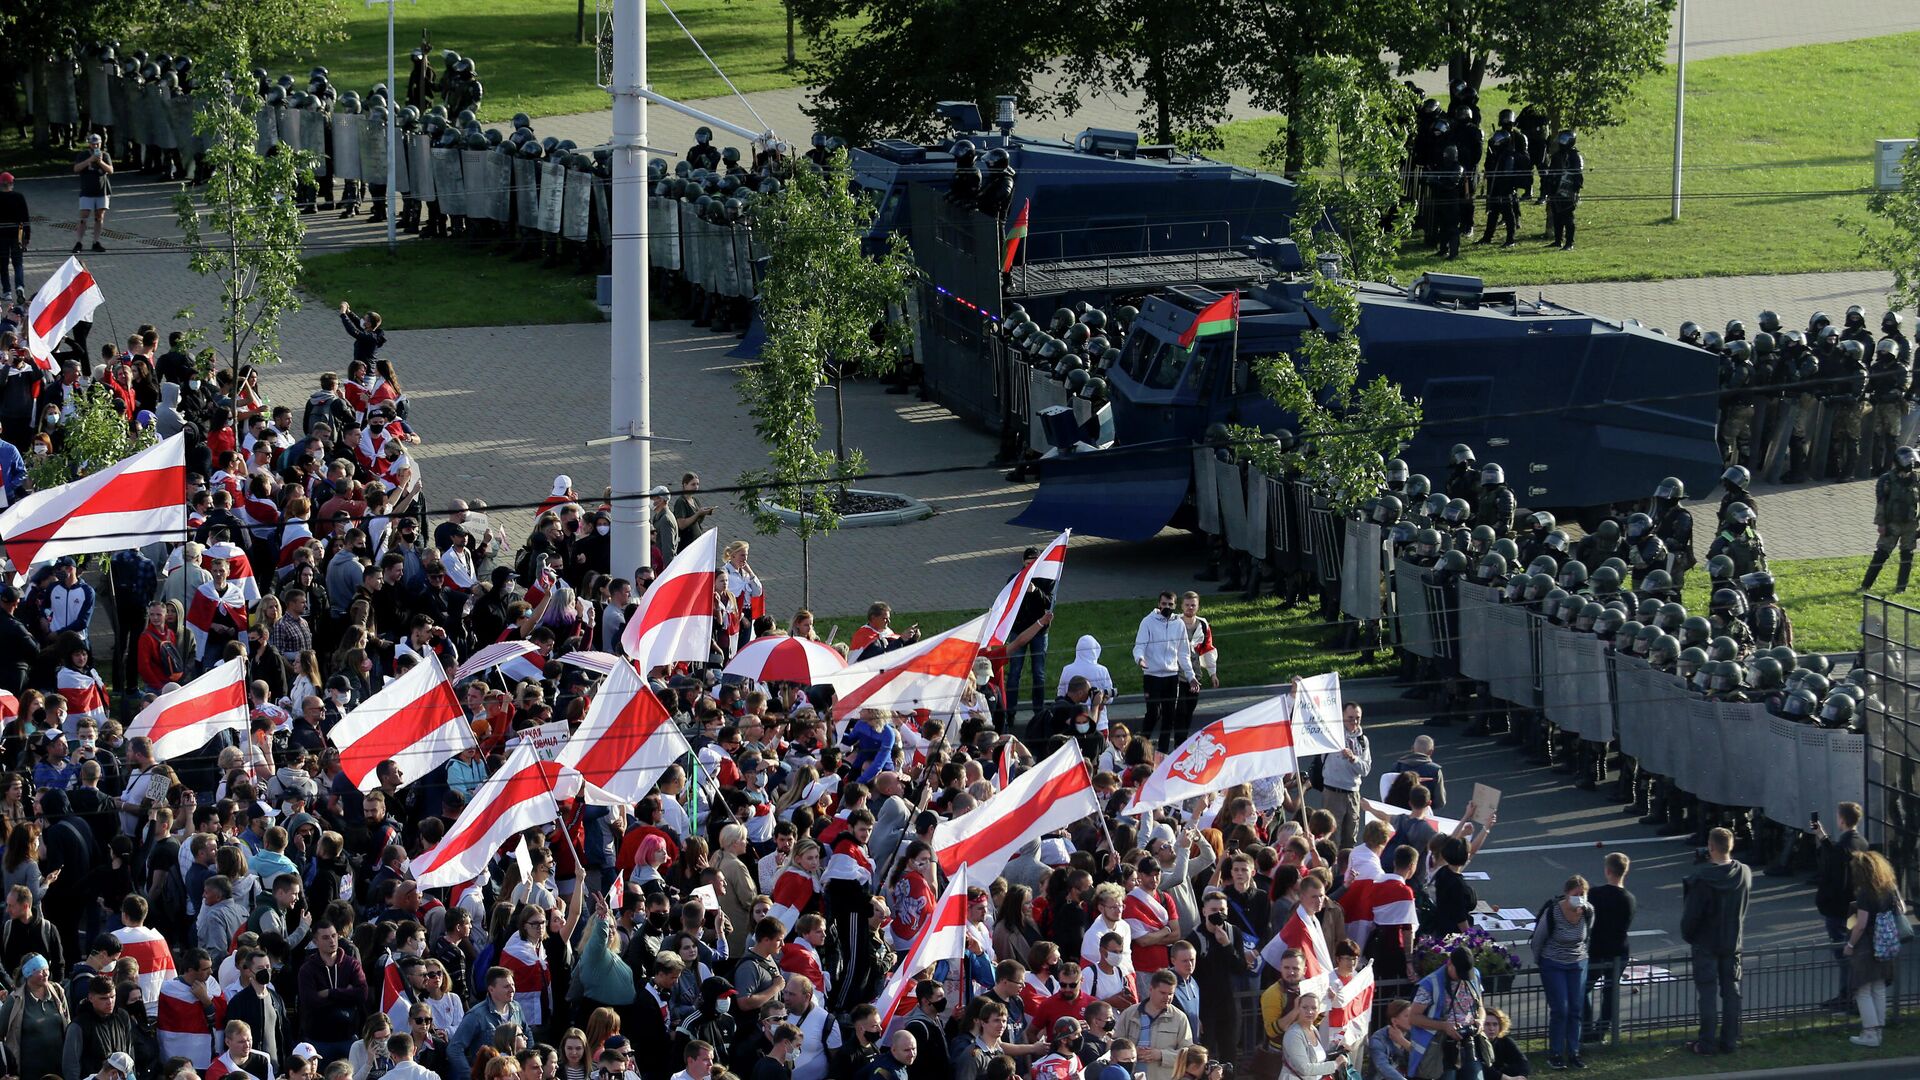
[1128,695,1299,814]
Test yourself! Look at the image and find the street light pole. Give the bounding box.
[367,0,414,252]
[1671,0,1687,222]
[610,0,652,578]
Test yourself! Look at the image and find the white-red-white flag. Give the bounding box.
[828,614,988,717]
[872,865,972,1023]
[1263,901,1334,996]
[621,530,717,670]
[414,741,577,889]
[201,541,260,605]
[984,530,1068,648]
[126,658,249,762]
[932,742,1098,882]
[276,518,314,570]
[1324,961,1377,1051]
[26,256,105,363]
[555,659,690,806]
[331,650,472,791]
[0,432,185,570]
[1128,696,1299,815]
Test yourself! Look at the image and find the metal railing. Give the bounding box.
[1218,942,1919,1065]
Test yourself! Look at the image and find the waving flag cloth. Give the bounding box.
[330,650,471,791]
[1262,902,1334,996]
[276,517,314,570]
[554,659,690,806]
[768,864,820,931]
[415,741,578,889]
[621,530,718,670]
[555,650,622,675]
[184,573,249,659]
[112,924,175,1017]
[26,256,105,363]
[1324,961,1377,1051]
[201,541,260,605]
[873,865,972,1025]
[380,952,411,1028]
[932,742,1098,882]
[1129,694,1298,815]
[829,614,989,718]
[1177,290,1238,350]
[983,529,1068,649]
[1284,672,1347,757]
[0,432,185,571]
[127,658,249,762]
[1001,199,1030,273]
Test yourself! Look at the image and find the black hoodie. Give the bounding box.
[1681,858,1751,952]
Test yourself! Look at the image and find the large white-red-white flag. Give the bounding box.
[330,650,472,791]
[0,433,185,570]
[1263,901,1334,997]
[1324,961,1377,1051]
[932,742,1099,881]
[415,741,578,889]
[828,614,988,717]
[555,659,690,806]
[983,530,1069,648]
[127,659,249,762]
[621,530,717,670]
[872,864,972,1024]
[26,256,105,363]
[1128,695,1299,814]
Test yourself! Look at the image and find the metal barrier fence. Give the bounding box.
[1219,942,1919,1064]
[1862,594,1920,897]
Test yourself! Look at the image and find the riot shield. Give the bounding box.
[1218,459,1250,554]
[301,109,328,173]
[107,79,131,155]
[1455,584,1498,680]
[1717,702,1769,808]
[170,93,198,157]
[405,132,432,199]
[1546,631,1614,742]
[460,149,493,220]
[276,102,300,152]
[648,195,678,270]
[1758,397,1797,483]
[1245,467,1269,556]
[87,61,115,127]
[1683,698,1731,804]
[1482,601,1537,708]
[537,162,566,233]
[592,174,611,245]
[677,202,702,284]
[145,85,175,149]
[1339,521,1385,621]
[1811,401,1837,481]
[1745,398,1772,472]
[1761,717,1806,828]
[563,169,591,241]
[431,147,465,216]
[1904,402,1920,448]
[358,119,389,189]
[513,158,538,226]
[389,130,411,194]
[494,154,517,223]
[46,64,79,125]
[329,115,362,181]
[1394,559,1435,658]
[251,103,274,154]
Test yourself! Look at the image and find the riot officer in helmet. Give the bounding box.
[1445,443,1479,500]
[1707,502,1767,576]
[1824,339,1870,478]
[1842,304,1877,351]
[1474,462,1516,536]
[1724,318,1747,344]
[687,126,721,171]
[807,131,831,168]
[1883,310,1912,367]
[1719,465,1753,525]
[1575,517,1622,567]
[1546,131,1584,249]
[1425,144,1466,259]
[1718,339,1756,466]
[1864,444,1920,592]
[1449,104,1483,236]
[1516,104,1550,200]
[1740,571,1793,649]
[1781,330,1822,482]
[1476,120,1528,248]
[1866,338,1910,474]
[946,139,981,206]
[1650,476,1695,588]
[1678,321,1703,348]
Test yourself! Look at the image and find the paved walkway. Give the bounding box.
[535,0,1920,158]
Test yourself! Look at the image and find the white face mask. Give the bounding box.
[596,525,610,536]
[1105,950,1122,966]
[714,997,731,1015]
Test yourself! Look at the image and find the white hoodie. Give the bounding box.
[1057,634,1116,697]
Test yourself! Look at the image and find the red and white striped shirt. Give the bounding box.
[113,925,176,1018]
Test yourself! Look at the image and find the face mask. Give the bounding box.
[1208,912,1228,926]
[1074,721,1090,732]
[1105,951,1122,966]
[254,969,271,985]
[648,911,671,930]
[596,525,610,536]
[784,1049,799,1064]
[30,446,46,456]
[714,998,731,1015]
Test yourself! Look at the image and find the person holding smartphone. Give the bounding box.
[71,134,113,253]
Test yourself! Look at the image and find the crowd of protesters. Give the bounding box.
[0,299,1903,1080]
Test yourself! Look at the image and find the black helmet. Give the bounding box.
[1879,338,1901,360]
[1497,107,1516,127]
[1600,556,1630,578]
[1899,446,1918,470]
[1528,510,1556,533]
[1526,556,1558,578]
[1543,529,1570,554]
[1475,552,1509,582]
[1680,648,1710,684]
[1722,465,1750,489]
[1385,458,1410,484]
[1481,462,1505,486]
[1653,476,1685,500]
[1816,325,1841,350]
[1631,536,1669,571]
[1493,537,1520,564]
[1725,318,1746,341]
[1414,527,1443,555]
[1702,330,1724,353]
[1724,339,1752,363]
[1470,524,1496,550]
[1590,565,1622,594]
[1810,310,1832,334]
[1726,501,1756,527]
[1650,633,1680,666]
[1625,512,1653,540]
[1840,339,1866,364]
[1524,573,1557,603]
[1707,555,1737,584]
[1439,549,1469,576]
[1557,559,1588,590]
[1441,144,1459,163]
[1679,615,1712,648]
[1819,693,1857,728]
[1406,474,1432,500]
[1782,329,1806,349]
[1589,605,1620,637]
[1770,645,1799,675]
[1740,570,1777,601]
[1653,602,1687,633]
[1750,656,1784,691]
[1752,331,1776,356]
[1758,309,1781,334]
[695,126,712,144]
[1885,311,1904,335]
[1846,304,1867,328]
[983,147,1011,171]
[1450,443,1476,465]
[1442,498,1472,525]
[1707,635,1739,663]
[1556,130,1576,148]
[1432,117,1452,136]
[1780,687,1819,719]
[1845,667,1879,695]
[1423,493,1450,520]
[1802,653,1833,677]
[1371,495,1404,526]
[1678,321,1702,345]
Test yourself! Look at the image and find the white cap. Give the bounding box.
[105,1053,136,1076]
[551,475,574,496]
[292,1043,321,1061]
[1040,837,1073,866]
[1147,821,1177,847]
[648,485,670,497]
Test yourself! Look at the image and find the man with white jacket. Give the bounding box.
[1132,592,1197,752]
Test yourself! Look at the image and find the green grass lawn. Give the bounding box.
[824,594,1396,698]
[1547,1018,1917,1077]
[270,0,816,124]
[1215,32,1920,286]
[301,240,603,328]
[1675,552,1868,657]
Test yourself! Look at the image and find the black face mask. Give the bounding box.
[648,911,671,930]
[254,969,271,985]
[1207,912,1228,926]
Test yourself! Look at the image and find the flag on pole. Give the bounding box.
[621,530,718,670]
[983,530,1068,649]
[380,954,409,1027]
[606,871,626,913]
[330,651,471,790]
[1287,672,1346,757]
[872,865,972,1023]
[1176,291,1239,350]
[26,256,105,363]
[828,614,988,717]
[996,741,1012,790]
[126,658,249,762]
[554,659,690,806]
[0,432,185,571]
[1001,199,1030,272]
[452,640,543,682]
[415,742,576,889]
[932,743,1099,881]
[1129,696,1299,814]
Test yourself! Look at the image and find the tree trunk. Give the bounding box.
[578,0,587,45]
[1147,46,1172,145]
[786,3,796,67]
[1282,69,1305,178]
[30,60,49,151]
[799,528,810,610]
[832,366,847,466]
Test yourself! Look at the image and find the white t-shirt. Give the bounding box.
[1080,914,1133,967]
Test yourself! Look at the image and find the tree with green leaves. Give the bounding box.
[149,0,345,72]
[28,385,155,491]
[789,0,1078,143]
[1265,56,1415,282]
[1488,0,1672,132]
[735,151,916,605]
[1237,0,1395,177]
[173,39,314,423]
[1851,133,1920,315]
[1058,1,1243,150]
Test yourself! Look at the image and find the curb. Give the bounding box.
[757,490,934,529]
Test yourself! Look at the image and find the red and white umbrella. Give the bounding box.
[723,634,847,684]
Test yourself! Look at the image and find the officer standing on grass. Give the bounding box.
[1862,445,1920,593]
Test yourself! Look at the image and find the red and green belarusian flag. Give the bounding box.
[1178,291,1239,349]
[1002,199,1030,272]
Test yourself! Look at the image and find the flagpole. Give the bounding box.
[1079,755,1119,856]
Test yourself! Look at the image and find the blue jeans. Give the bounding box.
[1003,628,1049,713]
[1440,1058,1484,1080]
[1540,956,1588,1058]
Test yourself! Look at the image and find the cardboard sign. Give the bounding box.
[1470,783,1501,827]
